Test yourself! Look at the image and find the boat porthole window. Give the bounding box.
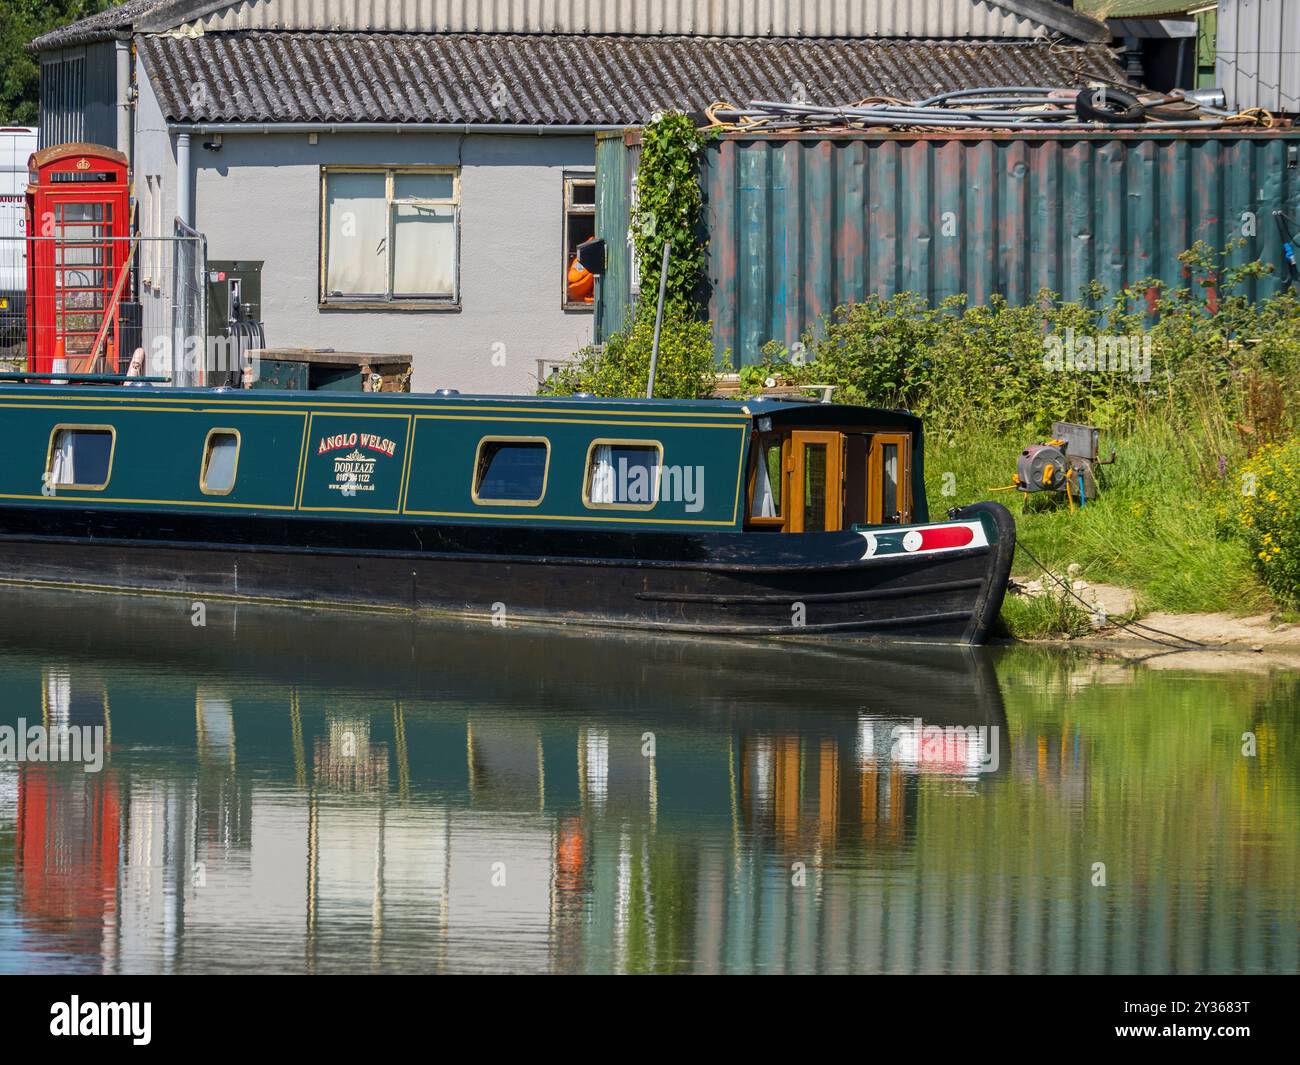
[472,438,550,505]
[200,430,241,496]
[583,441,662,510]
[45,426,115,491]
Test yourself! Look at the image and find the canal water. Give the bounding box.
[0,588,1295,975]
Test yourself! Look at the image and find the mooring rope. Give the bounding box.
[1013,540,1237,652]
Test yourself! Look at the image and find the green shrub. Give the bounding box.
[759,242,1300,444]
[540,308,719,400]
[1238,438,1300,605]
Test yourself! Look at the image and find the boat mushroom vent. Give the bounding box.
[434,388,460,396]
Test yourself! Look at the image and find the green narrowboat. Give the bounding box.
[0,383,1015,644]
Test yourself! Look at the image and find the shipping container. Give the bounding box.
[595,127,1300,368]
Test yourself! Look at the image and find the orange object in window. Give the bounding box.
[567,254,594,303]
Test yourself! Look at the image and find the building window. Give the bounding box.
[200,429,240,495]
[472,438,550,505]
[583,440,662,511]
[322,168,459,305]
[45,426,115,490]
[563,175,596,308]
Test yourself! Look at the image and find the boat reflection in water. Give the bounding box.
[4,590,1297,974]
[0,588,1007,974]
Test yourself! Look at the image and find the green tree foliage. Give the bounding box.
[0,1,116,126]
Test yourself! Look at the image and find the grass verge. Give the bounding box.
[926,420,1274,639]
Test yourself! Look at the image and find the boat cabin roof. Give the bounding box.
[0,382,919,430]
[0,384,925,533]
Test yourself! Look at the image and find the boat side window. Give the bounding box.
[473,438,550,505]
[881,443,900,521]
[45,426,115,491]
[868,433,912,525]
[749,434,784,522]
[200,429,241,496]
[583,441,662,510]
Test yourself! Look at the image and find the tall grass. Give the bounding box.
[927,419,1270,617]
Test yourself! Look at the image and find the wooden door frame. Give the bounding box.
[789,430,843,533]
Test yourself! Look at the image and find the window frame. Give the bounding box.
[470,435,552,508]
[44,424,116,492]
[581,438,664,512]
[868,432,913,525]
[319,165,461,310]
[199,428,242,497]
[562,172,597,311]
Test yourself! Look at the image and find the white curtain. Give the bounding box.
[883,445,899,518]
[753,449,777,517]
[325,173,389,296]
[49,430,75,486]
[589,444,616,503]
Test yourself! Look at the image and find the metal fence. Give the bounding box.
[0,229,207,382]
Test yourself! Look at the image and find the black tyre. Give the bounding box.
[1075,87,1145,124]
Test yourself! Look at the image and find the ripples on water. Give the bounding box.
[0,590,1295,974]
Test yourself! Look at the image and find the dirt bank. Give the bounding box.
[1009,576,1300,670]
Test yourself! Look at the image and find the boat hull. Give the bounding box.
[0,501,1015,645]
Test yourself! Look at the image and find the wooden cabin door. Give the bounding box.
[868,433,912,525]
[789,431,843,533]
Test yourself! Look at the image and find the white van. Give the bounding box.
[1,127,37,356]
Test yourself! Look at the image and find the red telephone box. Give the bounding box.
[25,143,131,374]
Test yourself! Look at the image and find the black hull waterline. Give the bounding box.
[0,502,1016,645]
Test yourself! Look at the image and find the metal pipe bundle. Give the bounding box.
[706,90,1271,134]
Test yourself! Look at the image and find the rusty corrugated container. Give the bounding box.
[595,128,1300,367]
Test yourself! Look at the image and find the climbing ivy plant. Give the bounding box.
[633,111,711,319]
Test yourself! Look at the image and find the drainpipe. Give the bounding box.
[176,132,192,226]
[114,39,132,165]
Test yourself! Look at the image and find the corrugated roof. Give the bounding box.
[137,32,1130,126]
[29,0,170,52]
[31,0,1111,52]
[181,0,1110,43]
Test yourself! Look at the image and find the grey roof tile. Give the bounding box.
[137,31,1130,125]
